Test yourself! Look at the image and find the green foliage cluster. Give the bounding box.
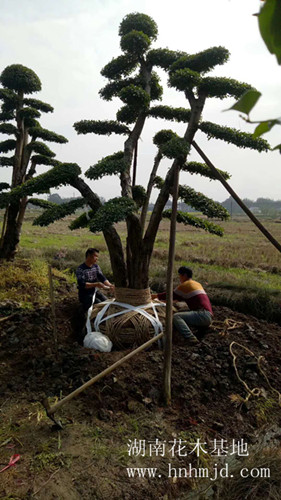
[0,156,14,166]
[162,209,224,236]
[27,141,56,157]
[0,123,17,135]
[120,30,151,56]
[23,98,54,113]
[31,155,61,167]
[119,12,158,40]
[86,151,127,180]
[29,127,68,144]
[0,139,16,153]
[99,78,137,101]
[153,129,177,147]
[28,198,57,208]
[18,107,41,119]
[198,77,253,99]
[33,198,86,226]
[73,120,130,136]
[0,64,41,94]
[160,136,190,161]
[116,105,139,124]
[199,121,270,152]
[146,49,187,70]
[89,197,136,233]
[101,55,138,80]
[149,105,191,123]
[169,68,201,91]
[132,185,146,207]
[178,185,229,220]
[69,210,95,230]
[183,161,230,181]
[0,182,9,191]
[170,46,229,74]
[118,84,150,108]
[0,163,81,207]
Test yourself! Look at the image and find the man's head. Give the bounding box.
[85,248,99,265]
[178,266,193,283]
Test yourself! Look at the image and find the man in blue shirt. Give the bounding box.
[76,247,114,312]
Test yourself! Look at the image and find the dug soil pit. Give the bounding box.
[1,293,281,499]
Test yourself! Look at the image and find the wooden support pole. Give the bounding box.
[192,140,281,254]
[44,332,164,416]
[163,164,180,406]
[48,265,58,349]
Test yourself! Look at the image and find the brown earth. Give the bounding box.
[1,285,281,499]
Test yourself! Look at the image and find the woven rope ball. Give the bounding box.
[90,287,166,349]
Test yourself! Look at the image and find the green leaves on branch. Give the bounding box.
[149,105,191,123]
[0,156,14,166]
[147,49,188,70]
[199,121,270,152]
[178,185,229,220]
[28,198,57,209]
[69,210,95,230]
[258,0,281,64]
[33,198,86,227]
[169,68,201,91]
[182,161,230,181]
[89,197,136,233]
[99,78,137,101]
[29,127,68,144]
[18,107,41,120]
[0,123,17,135]
[0,139,16,153]
[27,141,56,157]
[170,46,229,74]
[73,120,130,136]
[23,98,54,113]
[116,105,139,124]
[119,13,158,40]
[101,55,138,80]
[118,85,150,108]
[31,155,61,167]
[199,77,253,100]
[162,210,224,237]
[120,31,151,56]
[0,182,9,191]
[132,185,146,208]
[86,151,127,180]
[0,88,19,112]
[2,163,81,204]
[228,90,261,115]
[153,129,190,161]
[253,118,281,138]
[0,64,41,94]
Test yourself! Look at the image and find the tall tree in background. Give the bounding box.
[0,64,68,259]
[1,14,269,286]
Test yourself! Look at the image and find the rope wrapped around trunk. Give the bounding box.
[90,287,166,349]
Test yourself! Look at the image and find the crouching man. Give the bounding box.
[153,266,213,345]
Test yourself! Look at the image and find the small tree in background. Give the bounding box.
[0,14,269,287]
[0,64,69,259]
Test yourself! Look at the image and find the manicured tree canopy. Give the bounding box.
[0,64,69,259]
[1,14,270,284]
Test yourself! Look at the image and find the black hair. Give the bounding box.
[178,266,193,279]
[85,248,99,258]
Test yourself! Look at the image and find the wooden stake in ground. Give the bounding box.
[48,265,58,349]
[192,140,281,254]
[163,164,180,406]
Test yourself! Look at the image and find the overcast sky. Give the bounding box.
[0,0,280,202]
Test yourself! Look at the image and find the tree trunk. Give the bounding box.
[0,202,21,260]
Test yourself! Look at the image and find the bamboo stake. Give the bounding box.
[44,332,164,416]
[192,140,281,254]
[0,207,8,249]
[48,265,58,349]
[163,164,180,405]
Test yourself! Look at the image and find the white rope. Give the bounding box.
[93,300,165,337]
[86,289,97,335]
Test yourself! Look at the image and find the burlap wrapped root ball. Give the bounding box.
[90,287,166,348]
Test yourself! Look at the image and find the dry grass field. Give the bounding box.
[1,209,281,322]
